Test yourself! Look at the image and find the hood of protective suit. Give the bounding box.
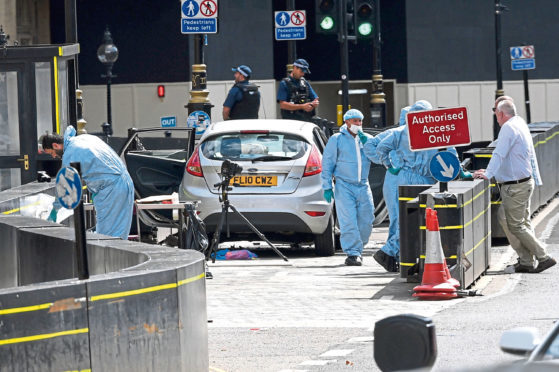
[63,125,77,149]
[409,100,433,113]
[399,106,411,126]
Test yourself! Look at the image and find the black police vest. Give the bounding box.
[229,83,260,120]
[280,76,314,121]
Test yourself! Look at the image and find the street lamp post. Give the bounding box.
[97,26,118,138]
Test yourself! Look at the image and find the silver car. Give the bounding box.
[179,119,336,256]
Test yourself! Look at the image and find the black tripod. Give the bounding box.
[206,176,289,263]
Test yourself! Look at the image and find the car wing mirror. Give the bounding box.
[500,327,540,356]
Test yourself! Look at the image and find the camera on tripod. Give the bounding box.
[221,159,243,180]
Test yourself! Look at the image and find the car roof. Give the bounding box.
[200,119,318,141]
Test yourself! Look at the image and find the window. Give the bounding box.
[201,132,309,161]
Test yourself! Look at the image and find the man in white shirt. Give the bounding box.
[474,99,556,273]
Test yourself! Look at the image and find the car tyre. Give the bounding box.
[314,214,335,257]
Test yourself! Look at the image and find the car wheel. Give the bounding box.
[314,214,335,257]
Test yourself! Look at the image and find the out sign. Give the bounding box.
[161,116,177,128]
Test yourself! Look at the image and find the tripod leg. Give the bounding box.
[228,204,289,262]
[208,204,228,263]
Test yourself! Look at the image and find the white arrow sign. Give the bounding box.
[436,154,454,178]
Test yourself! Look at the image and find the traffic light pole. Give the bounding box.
[339,0,350,113]
[370,0,386,128]
[493,0,505,139]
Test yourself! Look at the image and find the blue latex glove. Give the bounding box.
[388,167,401,176]
[460,169,473,179]
[323,189,334,203]
[47,209,57,222]
[357,131,368,145]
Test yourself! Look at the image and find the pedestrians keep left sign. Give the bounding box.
[187,110,210,135]
[161,116,177,128]
[181,0,218,34]
[275,10,306,41]
[510,45,535,71]
[55,166,82,210]
[429,151,460,183]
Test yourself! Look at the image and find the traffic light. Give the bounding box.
[355,0,374,38]
[345,0,356,37]
[315,0,338,34]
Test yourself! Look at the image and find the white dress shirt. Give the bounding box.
[485,115,542,185]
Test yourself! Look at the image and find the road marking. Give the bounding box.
[300,359,336,366]
[539,208,559,242]
[320,349,353,357]
[347,336,374,343]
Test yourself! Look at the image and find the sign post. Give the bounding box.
[510,45,535,123]
[407,107,471,192]
[55,163,89,280]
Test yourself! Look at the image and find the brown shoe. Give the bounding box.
[530,257,557,273]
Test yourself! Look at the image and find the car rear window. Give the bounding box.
[201,132,309,161]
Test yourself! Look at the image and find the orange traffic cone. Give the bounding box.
[413,208,459,300]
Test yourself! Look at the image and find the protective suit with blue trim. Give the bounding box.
[362,107,409,272]
[321,109,376,266]
[46,126,134,239]
[374,100,462,271]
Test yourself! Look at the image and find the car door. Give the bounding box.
[0,64,37,191]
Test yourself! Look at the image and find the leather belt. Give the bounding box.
[501,176,531,185]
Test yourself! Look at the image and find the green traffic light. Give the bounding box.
[320,16,335,31]
[358,22,373,36]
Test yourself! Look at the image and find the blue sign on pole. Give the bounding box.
[187,110,211,135]
[55,166,83,210]
[511,59,535,71]
[181,0,218,34]
[274,10,306,41]
[161,116,177,128]
[429,151,460,183]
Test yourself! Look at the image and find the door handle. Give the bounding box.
[17,154,29,170]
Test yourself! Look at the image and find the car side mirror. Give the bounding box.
[500,327,540,356]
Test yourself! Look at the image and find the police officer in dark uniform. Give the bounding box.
[223,65,261,120]
[277,59,320,121]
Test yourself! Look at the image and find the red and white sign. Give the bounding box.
[407,107,471,151]
[291,11,306,25]
[522,45,535,58]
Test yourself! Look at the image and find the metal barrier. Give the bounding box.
[463,121,559,240]
[0,184,209,372]
[399,179,492,289]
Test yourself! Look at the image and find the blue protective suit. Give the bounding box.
[321,125,375,257]
[53,126,134,239]
[362,108,409,258]
[376,102,459,258]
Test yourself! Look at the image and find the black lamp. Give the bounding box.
[97,26,118,137]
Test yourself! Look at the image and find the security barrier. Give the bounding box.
[0,184,209,372]
[462,121,559,240]
[399,179,492,289]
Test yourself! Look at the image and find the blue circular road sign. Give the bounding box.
[429,151,460,183]
[55,166,83,210]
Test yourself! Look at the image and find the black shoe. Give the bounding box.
[389,258,400,273]
[530,257,557,273]
[504,262,533,273]
[345,256,363,266]
[373,250,396,272]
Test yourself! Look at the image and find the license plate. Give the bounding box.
[230,175,277,186]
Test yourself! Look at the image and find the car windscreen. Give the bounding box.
[200,132,310,161]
